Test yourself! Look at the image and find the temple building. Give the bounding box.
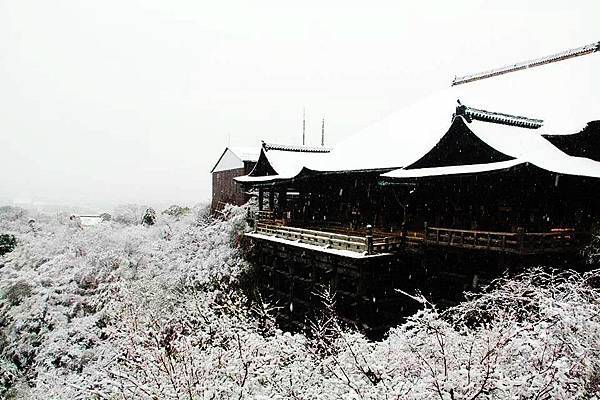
[230,42,600,333]
[237,40,600,255]
[210,146,259,213]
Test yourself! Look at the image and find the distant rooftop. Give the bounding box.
[262,141,332,153]
[210,146,260,173]
[452,40,600,86]
[228,146,261,162]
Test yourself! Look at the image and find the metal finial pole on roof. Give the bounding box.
[321,117,325,146]
[302,107,306,146]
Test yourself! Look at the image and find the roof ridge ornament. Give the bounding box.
[455,102,544,129]
[452,40,600,86]
[261,141,332,153]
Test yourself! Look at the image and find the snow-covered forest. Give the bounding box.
[1,205,599,399]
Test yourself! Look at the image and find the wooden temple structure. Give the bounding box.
[210,146,259,213]
[231,41,600,335]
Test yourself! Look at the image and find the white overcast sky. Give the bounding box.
[1,0,599,210]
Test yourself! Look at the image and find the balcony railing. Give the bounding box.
[249,217,582,256]
[255,223,369,253]
[424,227,578,255]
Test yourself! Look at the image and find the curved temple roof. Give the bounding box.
[383,117,600,180]
[543,121,600,162]
[382,159,525,179]
[235,142,331,184]
[236,47,600,183]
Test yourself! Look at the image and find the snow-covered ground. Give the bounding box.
[0,205,599,399]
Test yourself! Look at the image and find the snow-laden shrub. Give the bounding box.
[0,206,28,222]
[162,204,191,220]
[0,234,17,256]
[112,204,146,225]
[0,204,250,397]
[584,234,600,266]
[142,207,157,226]
[193,203,212,224]
[99,213,112,222]
[100,267,600,399]
[2,281,32,306]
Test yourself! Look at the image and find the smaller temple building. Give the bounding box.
[210,146,259,212]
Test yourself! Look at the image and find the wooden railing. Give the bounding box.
[255,222,369,253]
[254,222,425,255]
[425,227,519,252]
[372,231,424,252]
[251,214,580,255]
[424,227,578,255]
[522,230,577,254]
[255,210,275,220]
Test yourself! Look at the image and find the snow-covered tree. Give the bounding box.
[1,204,599,399]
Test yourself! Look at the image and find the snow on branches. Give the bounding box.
[0,204,599,399]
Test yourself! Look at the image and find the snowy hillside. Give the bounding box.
[0,205,599,399]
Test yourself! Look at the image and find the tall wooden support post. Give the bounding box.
[288,258,294,319]
[246,206,254,230]
[278,188,287,220]
[366,224,374,255]
[356,264,367,323]
[517,227,525,255]
[258,188,264,211]
[299,190,306,223]
[269,190,275,212]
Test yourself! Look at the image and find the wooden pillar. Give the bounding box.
[366,224,374,255]
[258,188,264,211]
[299,190,306,223]
[517,227,525,255]
[278,188,287,219]
[357,264,367,321]
[269,190,275,211]
[288,259,294,317]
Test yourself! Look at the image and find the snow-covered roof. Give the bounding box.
[262,142,331,153]
[465,119,600,178]
[235,142,331,183]
[383,117,600,179]
[542,121,600,162]
[452,40,600,86]
[80,215,102,227]
[210,146,260,173]
[449,52,599,135]
[237,47,600,182]
[383,159,524,179]
[228,146,261,162]
[235,173,283,184]
[318,52,599,173]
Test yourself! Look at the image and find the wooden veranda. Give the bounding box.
[249,215,582,256]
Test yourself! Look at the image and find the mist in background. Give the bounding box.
[1,0,598,211]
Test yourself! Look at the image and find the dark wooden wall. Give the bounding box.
[265,164,599,234]
[211,161,256,211]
